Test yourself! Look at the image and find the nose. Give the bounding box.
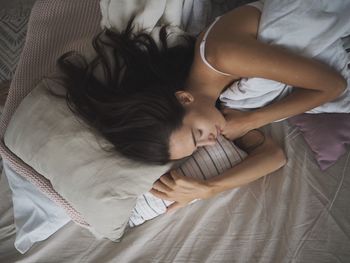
[197,133,217,147]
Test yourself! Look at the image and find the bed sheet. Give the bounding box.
[0,0,349,261]
[1,120,349,263]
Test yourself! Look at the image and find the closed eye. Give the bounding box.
[191,129,197,147]
[198,129,203,138]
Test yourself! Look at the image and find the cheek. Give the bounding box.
[185,106,225,130]
[202,108,225,124]
[189,115,210,129]
[169,127,196,160]
[170,140,195,160]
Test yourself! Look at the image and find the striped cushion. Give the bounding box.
[129,135,247,227]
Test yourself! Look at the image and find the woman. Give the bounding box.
[56,2,346,212]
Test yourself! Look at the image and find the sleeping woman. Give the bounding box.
[56,1,348,212]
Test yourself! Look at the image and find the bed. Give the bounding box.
[0,0,350,262]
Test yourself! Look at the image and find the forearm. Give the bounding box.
[205,139,286,197]
[248,87,344,129]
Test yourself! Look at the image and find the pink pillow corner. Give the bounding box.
[288,113,350,170]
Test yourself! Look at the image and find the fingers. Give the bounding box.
[168,171,193,189]
[149,188,172,201]
[152,180,173,193]
[151,172,177,200]
[159,173,175,188]
[169,170,184,181]
[151,170,202,212]
[166,202,183,214]
[152,171,179,193]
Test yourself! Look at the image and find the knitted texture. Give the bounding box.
[0,0,102,226]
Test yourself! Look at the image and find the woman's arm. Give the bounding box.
[219,38,345,127]
[205,15,346,135]
[206,130,286,197]
[151,130,286,212]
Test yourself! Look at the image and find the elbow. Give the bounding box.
[338,76,347,94]
[328,76,347,100]
[271,147,287,170]
[254,138,287,170]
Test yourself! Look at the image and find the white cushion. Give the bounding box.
[4,78,171,241]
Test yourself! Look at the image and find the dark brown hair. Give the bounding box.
[56,19,195,164]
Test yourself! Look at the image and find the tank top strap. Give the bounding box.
[199,16,232,76]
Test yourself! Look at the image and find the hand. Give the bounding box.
[221,108,255,140]
[150,170,211,214]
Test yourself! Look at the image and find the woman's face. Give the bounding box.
[169,91,226,160]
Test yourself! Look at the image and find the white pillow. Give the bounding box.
[129,135,247,227]
[3,161,71,254]
[4,78,171,241]
[2,134,246,254]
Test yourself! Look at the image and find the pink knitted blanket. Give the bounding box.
[0,0,102,226]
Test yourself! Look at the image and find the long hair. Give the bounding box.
[55,19,195,164]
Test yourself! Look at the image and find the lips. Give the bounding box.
[215,125,222,138]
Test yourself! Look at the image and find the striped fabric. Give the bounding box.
[129,135,247,227]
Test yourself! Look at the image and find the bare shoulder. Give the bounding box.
[196,5,261,53]
[189,6,261,85]
[214,5,261,38]
[200,5,261,73]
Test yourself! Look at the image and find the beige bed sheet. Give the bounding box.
[1,121,350,262]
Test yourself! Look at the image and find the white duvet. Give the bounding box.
[220,0,350,113]
[100,0,211,35]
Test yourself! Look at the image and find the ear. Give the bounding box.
[174,91,194,106]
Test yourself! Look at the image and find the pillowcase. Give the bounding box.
[4,78,171,241]
[288,113,350,170]
[3,161,71,254]
[2,134,247,253]
[129,135,247,227]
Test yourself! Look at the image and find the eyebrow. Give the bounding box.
[191,129,197,147]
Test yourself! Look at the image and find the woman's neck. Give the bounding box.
[185,45,240,101]
[185,68,235,103]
